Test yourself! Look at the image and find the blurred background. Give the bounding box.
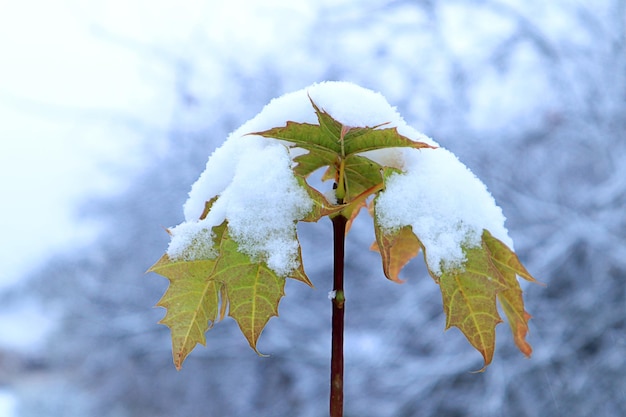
[0,0,625,416]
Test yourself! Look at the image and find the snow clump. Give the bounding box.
[167,137,311,276]
[374,147,512,274]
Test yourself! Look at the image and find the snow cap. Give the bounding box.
[168,81,511,276]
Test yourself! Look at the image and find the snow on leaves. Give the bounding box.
[149,220,312,369]
[438,231,537,369]
[149,82,538,370]
[371,217,538,369]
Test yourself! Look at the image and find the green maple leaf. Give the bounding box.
[148,254,222,370]
[438,240,509,369]
[148,221,311,369]
[483,230,538,357]
[371,224,420,283]
[250,96,433,204]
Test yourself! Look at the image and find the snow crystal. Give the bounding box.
[375,147,512,274]
[169,81,511,277]
[166,222,217,261]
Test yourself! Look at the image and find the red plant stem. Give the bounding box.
[330,214,347,417]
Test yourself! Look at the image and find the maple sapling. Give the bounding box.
[148,81,539,417]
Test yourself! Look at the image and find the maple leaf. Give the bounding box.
[372,213,538,369]
[483,230,539,357]
[437,241,509,369]
[250,96,433,205]
[148,221,311,369]
[148,254,222,370]
[371,224,421,283]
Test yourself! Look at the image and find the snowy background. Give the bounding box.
[1,0,625,416]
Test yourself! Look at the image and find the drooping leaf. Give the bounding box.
[437,244,508,370]
[370,166,422,283]
[371,224,421,283]
[215,235,286,352]
[482,229,538,283]
[370,214,538,369]
[148,220,311,369]
[482,230,539,357]
[148,254,221,370]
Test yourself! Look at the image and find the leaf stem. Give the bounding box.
[330,214,347,417]
[336,158,347,202]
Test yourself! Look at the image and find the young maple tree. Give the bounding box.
[148,82,539,417]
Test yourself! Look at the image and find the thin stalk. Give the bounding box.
[330,214,347,417]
